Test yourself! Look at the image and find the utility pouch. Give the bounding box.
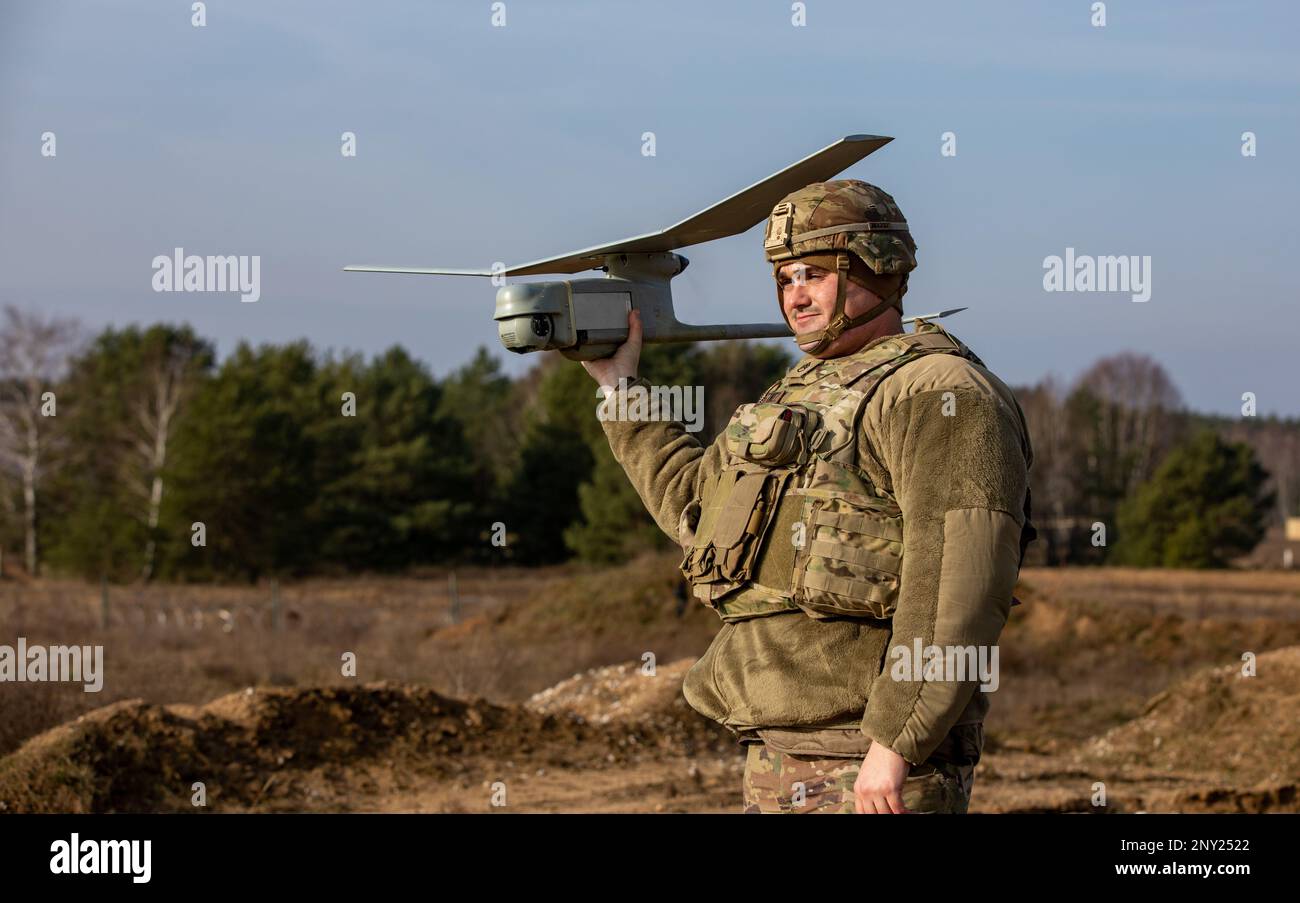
[724,403,818,467]
[791,494,904,620]
[680,468,791,607]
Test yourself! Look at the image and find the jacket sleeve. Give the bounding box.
[859,384,1029,765]
[597,376,728,546]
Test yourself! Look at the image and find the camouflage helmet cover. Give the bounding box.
[763,179,917,275]
[763,179,917,353]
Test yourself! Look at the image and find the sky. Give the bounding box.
[1,0,1296,415]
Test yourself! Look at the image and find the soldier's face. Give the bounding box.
[778,262,894,357]
[778,262,837,334]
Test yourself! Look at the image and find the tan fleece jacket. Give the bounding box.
[598,330,1032,765]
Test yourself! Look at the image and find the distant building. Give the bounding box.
[1285,518,1300,569]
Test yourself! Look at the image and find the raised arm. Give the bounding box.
[583,309,728,544]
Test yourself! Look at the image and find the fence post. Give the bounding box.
[271,579,282,632]
[100,577,109,629]
[449,571,460,624]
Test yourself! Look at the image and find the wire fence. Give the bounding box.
[94,579,288,632]
[0,572,495,636]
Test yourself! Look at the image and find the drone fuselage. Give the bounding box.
[494,251,792,361]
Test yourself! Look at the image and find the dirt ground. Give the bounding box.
[2,560,1298,814]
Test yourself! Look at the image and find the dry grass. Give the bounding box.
[989,567,1300,750]
[0,567,579,756]
[4,559,1300,789]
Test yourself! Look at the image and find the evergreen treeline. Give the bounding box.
[0,309,790,581]
[0,305,1289,580]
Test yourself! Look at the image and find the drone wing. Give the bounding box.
[344,134,892,278]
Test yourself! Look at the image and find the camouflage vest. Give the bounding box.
[679,323,983,622]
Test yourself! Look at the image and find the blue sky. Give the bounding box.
[1,0,1296,414]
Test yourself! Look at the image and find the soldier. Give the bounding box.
[582,180,1034,814]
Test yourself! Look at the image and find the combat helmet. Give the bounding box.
[763,179,917,354]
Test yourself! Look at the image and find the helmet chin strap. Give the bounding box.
[785,252,906,355]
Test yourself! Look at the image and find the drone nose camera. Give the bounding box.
[496,310,553,354]
[493,282,569,353]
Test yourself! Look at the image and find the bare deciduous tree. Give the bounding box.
[1222,417,1300,526]
[1017,377,1073,561]
[1073,352,1184,494]
[119,339,203,581]
[0,306,82,576]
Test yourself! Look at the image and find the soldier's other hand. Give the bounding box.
[853,742,912,814]
[581,308,642,390]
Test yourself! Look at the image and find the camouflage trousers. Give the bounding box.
[741,722,983,814]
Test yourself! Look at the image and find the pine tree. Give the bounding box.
[163,342,319,581]
[1114,430,1273,567]
[310,346,476,570]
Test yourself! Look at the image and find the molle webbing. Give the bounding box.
[699,329,977,622]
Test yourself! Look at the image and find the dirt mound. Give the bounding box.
[526,658,732,750]
[1081,645,1300,787]
[0,664,735,813]
[0,682,641,813]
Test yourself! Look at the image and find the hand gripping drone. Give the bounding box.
[346,135,959,360]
